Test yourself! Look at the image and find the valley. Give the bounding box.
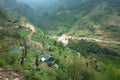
[0,0,120,80]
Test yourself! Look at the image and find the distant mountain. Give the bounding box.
[1,0,120,41]
[29,0,120,41]
[0,0,39,26]
[18,0,59,10]
[0,0,17,8]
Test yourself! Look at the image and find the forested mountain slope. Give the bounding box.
[1,0,120,40]
[0,1,120,80]
[0,0,40,26]
[37,0,120,41]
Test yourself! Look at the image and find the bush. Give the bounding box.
[67,39,119,57]
[67,57,92,80]
[0,60,6,67]
[0,53,19,67]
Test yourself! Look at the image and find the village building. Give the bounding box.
[41,53,55,64]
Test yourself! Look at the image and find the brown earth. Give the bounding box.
[21,21,43,50]
[0,68,25,80]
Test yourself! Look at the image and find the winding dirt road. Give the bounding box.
[21,21,36,39]
[21,21,43,50]
[0,21,43,50]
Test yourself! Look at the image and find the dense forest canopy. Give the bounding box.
[15,0,120,35]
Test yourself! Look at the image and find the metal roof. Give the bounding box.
[42,53,52,60]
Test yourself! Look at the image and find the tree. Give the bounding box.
[20,38,28,65]
[35,55,39,67]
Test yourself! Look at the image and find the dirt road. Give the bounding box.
[53,34,120,45]
[21,21,43,50]
[0,26,4,30]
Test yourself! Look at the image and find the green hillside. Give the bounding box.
[0,0,40,26]
[36,0,120,40]
[0,0,120,80]
[1,0,120,40]
[0,8,21,26]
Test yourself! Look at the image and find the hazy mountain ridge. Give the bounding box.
[1,0,120,38]
[34,0,120,40]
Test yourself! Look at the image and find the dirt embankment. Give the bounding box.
[0,26,4,30]
[0,68,25,80]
